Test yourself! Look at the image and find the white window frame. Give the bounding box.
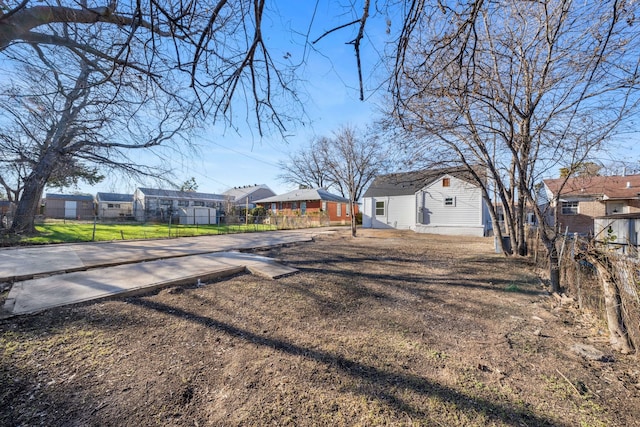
[444,196,456,207]
[561,201,578,215]
[375,201,385,216]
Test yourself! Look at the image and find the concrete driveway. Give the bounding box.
[1,229,333,317]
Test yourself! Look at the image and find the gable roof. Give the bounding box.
[543,174,640,200]
[136,188,227,201]
[254,188,349,204]
[222,184,274,199]
[363,167,481,198]
[96,192,133,202]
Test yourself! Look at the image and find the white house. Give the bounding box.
[361,168,491,237]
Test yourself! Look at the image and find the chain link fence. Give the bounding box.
[0,213,332,244]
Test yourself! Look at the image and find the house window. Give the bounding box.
[271,203,277,213]
[337,203,342,217]
[292,202,298,210]
[561,201,578,215]
[301,202,307,215]
[177,200,189,207]
[375,201,385,216]
[442,178,450,187]
[607,202,625,215]
[108,203,114,208]
[107,203,121,209]
[444,197,455,207]
[193,201,205,207]
[321,201,327,212]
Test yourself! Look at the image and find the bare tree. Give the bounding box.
[1,28,194,234]
[277,137,336,192]
[0,0,302,134]
[0,0,388,235]
[322,125,389,237]
[278,125,388,236]
[390,0,640,291]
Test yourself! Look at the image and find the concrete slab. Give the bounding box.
[3,252,298,316]
[208,252,298,279]
[0,229,318,282]
[0,246,84,281]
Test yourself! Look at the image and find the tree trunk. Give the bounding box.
[9,155,55,235]
[350,200,356,237]
[516,192,528,256]
[547,241,561,293]
[589,254,633,354]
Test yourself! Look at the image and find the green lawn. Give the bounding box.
[23,221,278,244]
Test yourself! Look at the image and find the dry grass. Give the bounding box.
[1,229,638,426]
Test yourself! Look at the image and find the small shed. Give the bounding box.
[179,207,217,225]
[594,213,640,254]
[45,193,95,219]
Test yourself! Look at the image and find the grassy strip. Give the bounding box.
[22,221,278,244]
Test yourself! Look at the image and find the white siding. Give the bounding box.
[362,195,415,229]
[386,195,416,229]
[362,194,416,229]
[362,198,373,228]
[418,175,482,227]
[414,174,488,236]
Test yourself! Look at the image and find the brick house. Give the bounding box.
[254,188,357,225]
[542,174,640,235]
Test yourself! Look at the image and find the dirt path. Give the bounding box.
[1,229,638,426]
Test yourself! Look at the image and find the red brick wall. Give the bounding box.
[264,200,358,224]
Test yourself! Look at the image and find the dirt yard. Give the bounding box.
[1,229,639,426]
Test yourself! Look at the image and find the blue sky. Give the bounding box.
[57,2,640,197]
[68,2,390,197]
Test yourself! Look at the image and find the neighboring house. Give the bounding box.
[133,188,227,222]
[542,174,640,235]
[96,192,134,220]
[254,188,356,224]
[45,193,95,219]
[222,184,276,209]
[361,168,491,237]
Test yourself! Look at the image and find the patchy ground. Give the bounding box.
[1,229,639,426]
